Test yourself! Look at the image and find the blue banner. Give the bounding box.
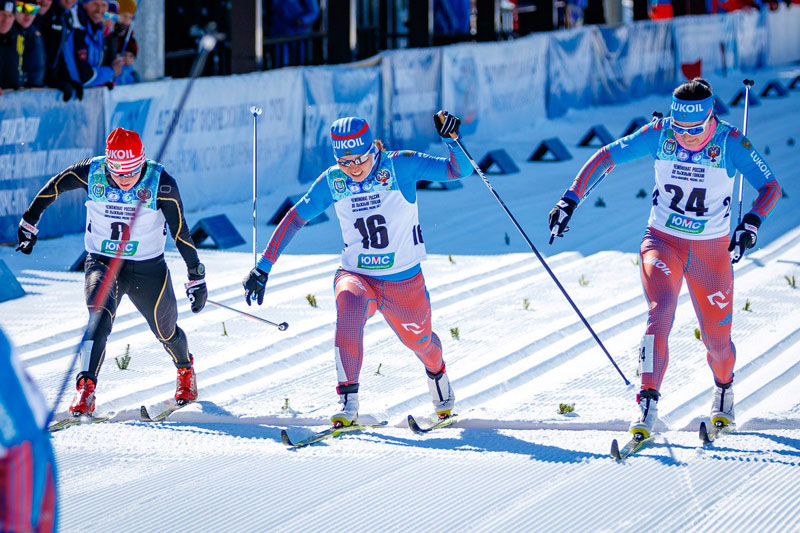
[381,48,441,152]
[547,28,596,118]
[0,88,105,243]
[301,66,381,183]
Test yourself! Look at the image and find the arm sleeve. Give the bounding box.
[564,122,661,204]
[62,30,115,87]
[728,134,780,222]
[256,172,334,274]
[390,137,473,186]
[22,159,91,225]
[156,172,201,271]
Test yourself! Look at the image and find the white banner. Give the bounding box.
[104,69,304,210]
[766,4,800,66]
[381,48,441,152]
[673,15,729,78]
[441,34,549,140]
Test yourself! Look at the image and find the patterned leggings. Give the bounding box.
[333,269,443,387]
[639,227,736,391]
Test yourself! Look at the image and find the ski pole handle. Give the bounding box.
[207,299,288,331]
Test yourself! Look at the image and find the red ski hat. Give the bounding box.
[105,127,145,174]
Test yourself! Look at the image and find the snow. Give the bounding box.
[3,66,800,532]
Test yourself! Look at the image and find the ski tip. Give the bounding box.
[407,415,423,433]
[140,405,153,422]
[699,421,712,444]
[610,439,621,461]
[280,430,295,448]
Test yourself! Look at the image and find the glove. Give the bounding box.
[243,268,268,306]
[729,213,760,264]
[434,110,461,139]
[15,219,38,254]
[58,80,74,102]
[71,80,84,101]
[185,279,207,313]
[548,196,577,240]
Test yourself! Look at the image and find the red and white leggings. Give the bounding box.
[333,269,444,387]
[639,227,736,391]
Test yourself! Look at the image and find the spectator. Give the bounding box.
[37,0,79,97]
[15,0,46,87]
[267,0,319,67]
[115,33,138,84]
[59,0,121,90]
[0,0,21,95]
[33,0,49,18]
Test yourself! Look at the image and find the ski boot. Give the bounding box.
[427,366,455,419]
[70,377,96,416]
[331,384,359,427]
[629,389,659,439]
[175,357,198,406]
[710,381,735,427]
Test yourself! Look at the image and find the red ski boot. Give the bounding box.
[70,378,96,416]
[175,359,197,406]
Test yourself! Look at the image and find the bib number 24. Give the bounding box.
[659,185,709,216]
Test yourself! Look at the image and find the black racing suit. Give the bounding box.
[22,159,202,384]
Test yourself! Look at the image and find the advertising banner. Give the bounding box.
[381,48,441,152]
[441,34,549,138]
[300,66,381,183]
[104,69,304,210]
[0,88,105,243]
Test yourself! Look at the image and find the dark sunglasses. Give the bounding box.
[15,2,40,15]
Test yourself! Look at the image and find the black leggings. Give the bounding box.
[80,253,190,384]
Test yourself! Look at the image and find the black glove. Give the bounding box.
[71,80,84,101]
[729,213,760,264]
[59,80,74,102]
[15,219,38,254]
[434,110,461,138]
[243,268,268,306]
[185,279,207,313]
[548,196,577,240]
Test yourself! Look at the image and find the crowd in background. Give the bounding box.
[0,0,141,99]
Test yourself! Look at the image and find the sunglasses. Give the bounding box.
[108,168,141,179]
[15,2,40,15]
[103,11,118,21]
[672,113,714,136]
[337,151,372,167]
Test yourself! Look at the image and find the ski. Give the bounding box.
[281,421,388,449]
[140,402,193,423]
[49,414,111,432]
[699,421,735,445]
[407,414,458,434]
[611,434,655,461]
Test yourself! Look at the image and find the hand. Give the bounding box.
[548,196,577,241]
[729,213,760,264]
[112,56,123,77]
[15,219,38,254]
[434,110,461,139]
[243,268,268,306]
[185,279,207,313]
[70,80,84,101]
[59,80,74,102]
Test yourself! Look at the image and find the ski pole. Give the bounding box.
[207,299,288,330]
[46,28,222,429]
[439,114,630,385]
[736,79,754,224]
[249,105,262,267]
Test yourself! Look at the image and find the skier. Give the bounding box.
[548,78,781,439]
[243,112,472,427]
[0,327,57,532]
[16,127,207,417]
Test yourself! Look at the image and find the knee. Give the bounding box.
[336,288,368,312]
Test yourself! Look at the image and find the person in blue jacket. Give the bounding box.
[0,328,57,532]
[548,78,781,439]
[60,0,121,89]
[243,111,472,427]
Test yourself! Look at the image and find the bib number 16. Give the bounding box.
[354,215,389,249]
